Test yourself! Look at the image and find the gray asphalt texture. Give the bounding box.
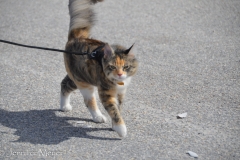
[0,0,239,159]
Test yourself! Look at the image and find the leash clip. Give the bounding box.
[90,51,97,58]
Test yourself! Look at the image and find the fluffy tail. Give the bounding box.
[68,0,103,40]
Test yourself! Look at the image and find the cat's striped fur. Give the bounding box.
[61,0,138,137]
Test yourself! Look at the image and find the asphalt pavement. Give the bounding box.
[0,0,239,159]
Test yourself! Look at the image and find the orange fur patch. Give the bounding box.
[68,28,90,40]
[104,89,116,96]
[87,97,97,110]
[64,54,75,82]
[107,97,117,104]
[113,117,124,125]
[114,56,126,76]
[75,81,94,91]
[115,56,125,66]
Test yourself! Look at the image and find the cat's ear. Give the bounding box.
[124,43,135,58]
[124,43,134,54]
[103,43,113,59]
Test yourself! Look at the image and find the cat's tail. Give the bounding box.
[68,0,103,40]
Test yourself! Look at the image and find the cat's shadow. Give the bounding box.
[0,108,120,145]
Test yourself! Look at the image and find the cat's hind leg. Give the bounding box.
[60,75,77,111]
[78,82,107,123]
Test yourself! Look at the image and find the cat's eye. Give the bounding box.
[123,65,130,70]
[109,65,116,70]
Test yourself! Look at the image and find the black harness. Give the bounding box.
[87,44,105,65]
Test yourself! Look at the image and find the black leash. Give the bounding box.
[0,39,87,55]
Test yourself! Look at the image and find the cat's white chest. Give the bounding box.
[116,77,131,93]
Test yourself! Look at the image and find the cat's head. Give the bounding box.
[100,43,138,83]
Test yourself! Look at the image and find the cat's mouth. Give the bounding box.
[109,74,127,82]
[115,75,126,81]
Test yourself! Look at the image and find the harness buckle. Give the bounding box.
[90,51,97,58]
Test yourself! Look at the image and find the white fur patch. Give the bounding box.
[79,88,94,99]
[88,108,107,123]
[60,93,72,111]
[112,124,127,137]
[117,77,131,93]
[79,88,106,123]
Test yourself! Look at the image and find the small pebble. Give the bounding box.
[177,112,187,118]
[187,151,198,158]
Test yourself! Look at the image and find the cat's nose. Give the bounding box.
[118,73,122,77]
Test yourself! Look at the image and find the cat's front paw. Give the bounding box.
[60,104,72,112]
[92,114,107,123]
[112,124,127,137]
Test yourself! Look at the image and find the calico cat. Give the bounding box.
[60,0,138,137]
